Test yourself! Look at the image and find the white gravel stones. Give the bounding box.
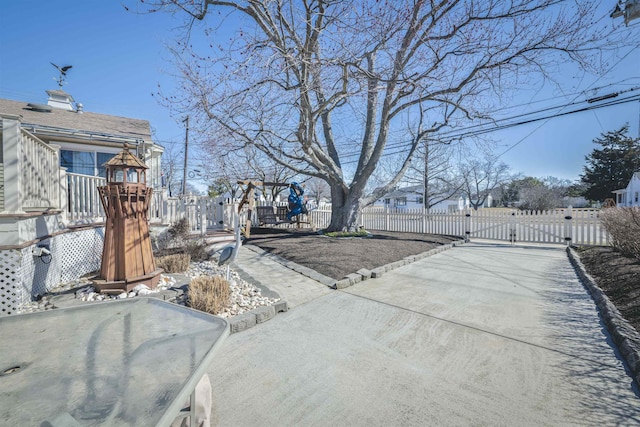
[20,263,279,320]
[186,260,280,319]
[16,297,54,314]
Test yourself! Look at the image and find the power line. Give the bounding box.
[338,92,640,165]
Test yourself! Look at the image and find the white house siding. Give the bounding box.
[614,172,640,207]
[627,174,640,206]
[0,164,4,211]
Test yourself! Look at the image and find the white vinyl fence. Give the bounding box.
[309,207,608,245]
[61,170,609,245]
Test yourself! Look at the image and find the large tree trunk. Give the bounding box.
[326,183,363,232]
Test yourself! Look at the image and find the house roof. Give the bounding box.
[0,97,152,142]
[383,184,423,199]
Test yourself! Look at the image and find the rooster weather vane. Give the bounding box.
[51,63,73,89]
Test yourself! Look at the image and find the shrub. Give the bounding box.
[155,254,191,273]
[600,207,640,260]
[154,217,209,262]
[168,217,190,240]
[185,238,209,262]
[188,275,231,315]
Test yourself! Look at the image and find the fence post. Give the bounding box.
[509,211,517,244]
[564,206,573,246]
[422,208,427,234]
[200,197,207,237]
[215,197,225,229]
[385,204,390,231]
[465,209,471,242]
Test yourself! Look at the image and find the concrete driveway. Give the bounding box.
[207,241,640,426]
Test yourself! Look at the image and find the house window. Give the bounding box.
[61,150,115,176]
[384,198,391,205]
[416,197,424,205]
[636,192,639,203]
[395,197,407,207]
[97,152,116,177]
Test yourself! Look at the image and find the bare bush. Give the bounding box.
[188,276,231,315]
[184,239,208,262]
[154,217,209,262]
[155,254,191,273]
[600,208,640,260]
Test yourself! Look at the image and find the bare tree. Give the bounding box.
[160,142,183,197]
[198,144,302,200]
[517,176,575,210]
[403,139,464,209]
[458,154,511,210]
[142,0,620,230]
[305,176,331,203]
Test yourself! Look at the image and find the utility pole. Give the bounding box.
[611,1,640,136]
[182,116,189,196]
[423,138,429,211]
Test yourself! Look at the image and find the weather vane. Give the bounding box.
[51,62,73,89]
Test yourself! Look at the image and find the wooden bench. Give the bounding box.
[256,206,287,226]
[256,205,314,229]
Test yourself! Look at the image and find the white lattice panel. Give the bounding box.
[0,250,23,315]
[0,227,105,316]
[59,228,103,283]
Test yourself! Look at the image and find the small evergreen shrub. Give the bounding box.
[600,207,640,260]
[155,254,191,273]
[188,275,231,315]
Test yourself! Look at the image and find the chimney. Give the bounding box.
[46,89,75,111]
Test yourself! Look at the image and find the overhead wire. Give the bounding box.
[336,88,640,165]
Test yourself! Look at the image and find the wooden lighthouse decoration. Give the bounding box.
[94,144,162,293]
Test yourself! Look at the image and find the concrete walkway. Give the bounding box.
[208,242,640,426]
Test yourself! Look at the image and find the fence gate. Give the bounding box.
[466,208,606,245]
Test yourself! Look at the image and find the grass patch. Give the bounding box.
[323,230,370,238]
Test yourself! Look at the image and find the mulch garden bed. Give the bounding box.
[245,227,461,280]
[575,246,640,334]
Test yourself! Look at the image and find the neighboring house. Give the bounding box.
[375,184,492,211]
[375,185,425,209]
[561,196,589,208]
[613,172,640,207]
[0,89,164,315]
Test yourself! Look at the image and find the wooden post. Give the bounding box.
[1,114,24,213]
[245,185,255,238]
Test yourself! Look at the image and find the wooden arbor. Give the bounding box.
[94,144,162,293]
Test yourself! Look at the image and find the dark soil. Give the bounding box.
[246,227,461,280]
[576,246,640,334]
[246,227,639,336]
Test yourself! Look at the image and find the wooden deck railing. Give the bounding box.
[66,173,106,223]
[20,129,61,211]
